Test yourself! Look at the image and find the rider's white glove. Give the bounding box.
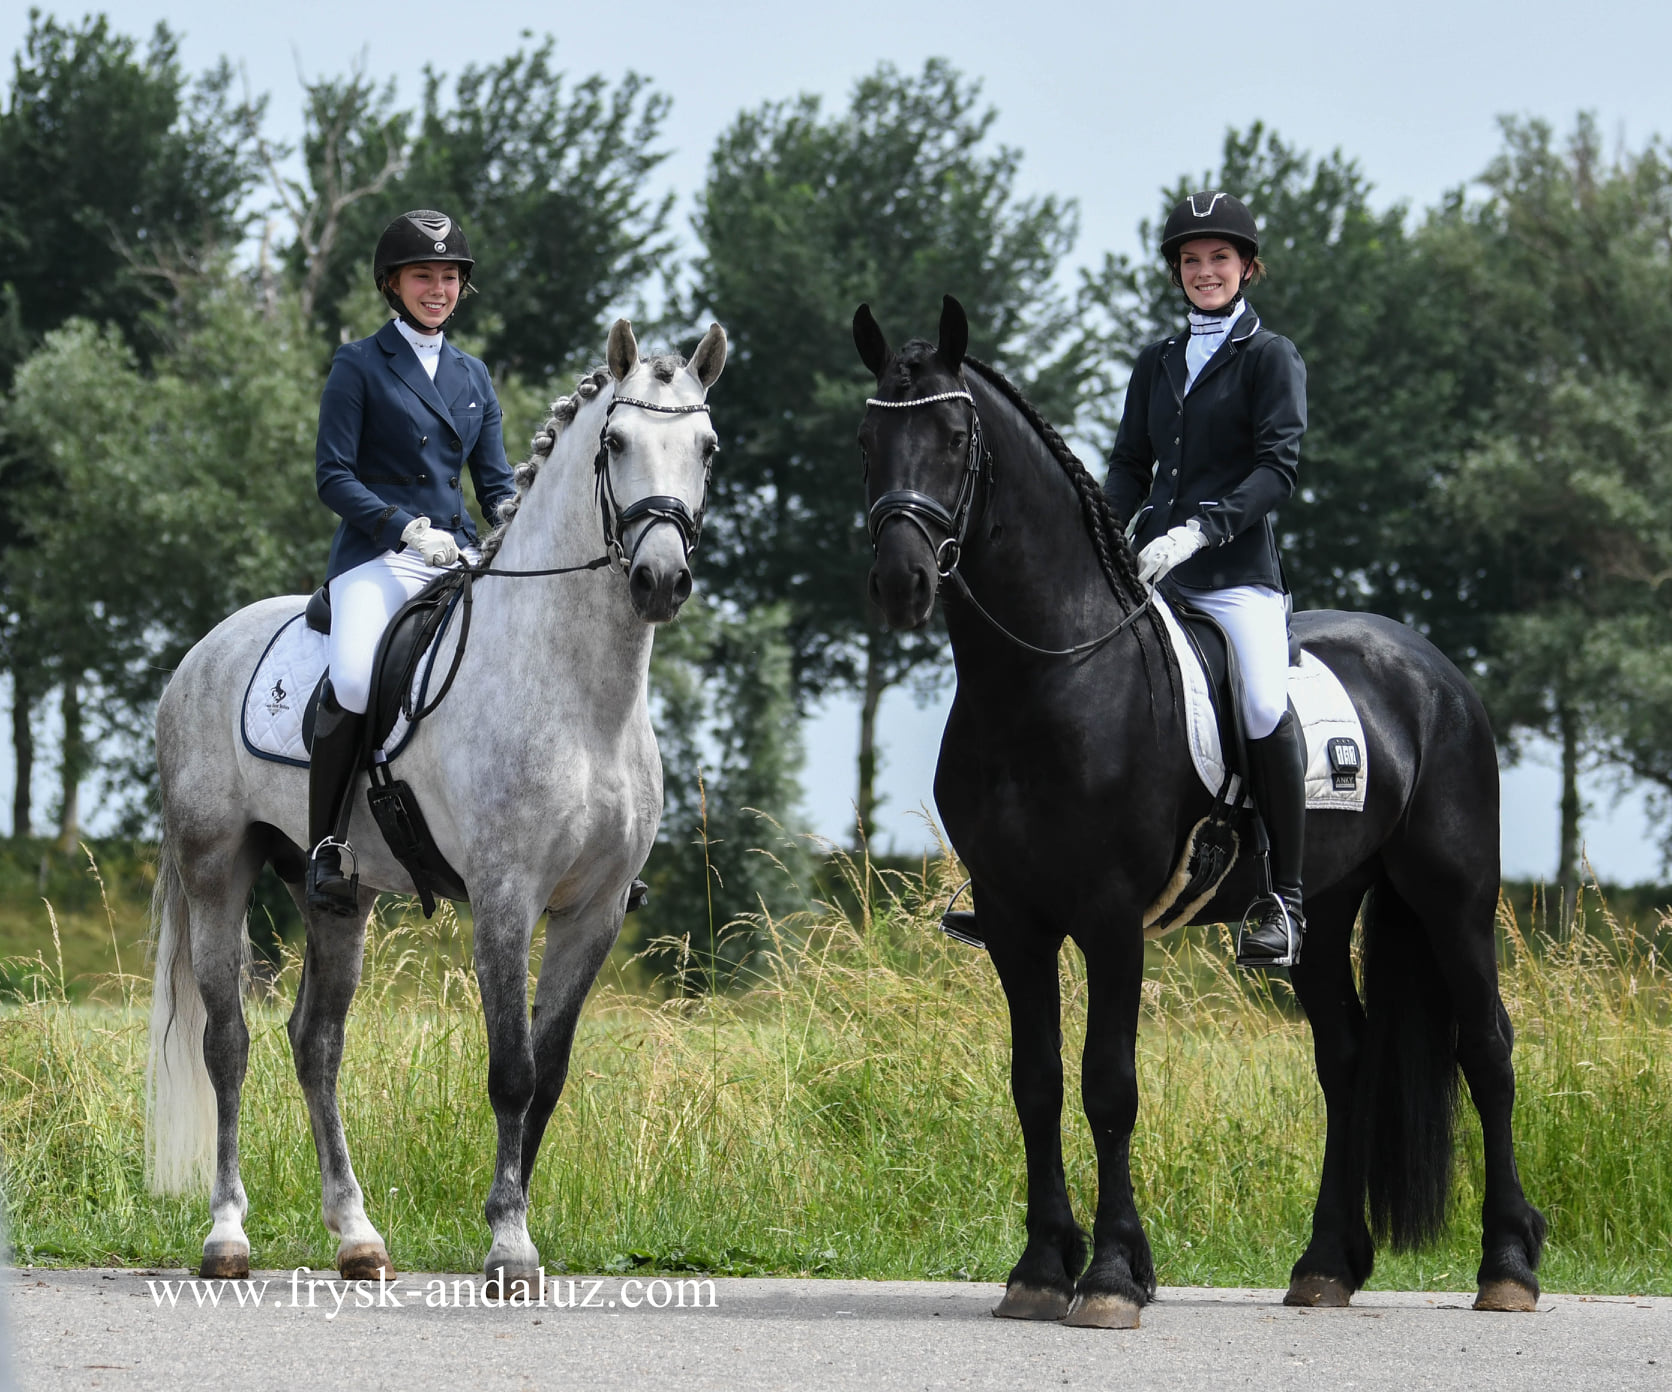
[401,516,460,568]
[1136,520,1208,587]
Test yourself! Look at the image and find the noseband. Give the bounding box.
[594,394,713,572]
[863,388,989,577]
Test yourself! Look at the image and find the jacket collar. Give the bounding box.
[1164,301,1262,399]
[377,319,458,431]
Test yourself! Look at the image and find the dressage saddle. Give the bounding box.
[301,580,650,918]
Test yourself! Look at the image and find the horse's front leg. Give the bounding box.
[987,921,1085,1321]
[1067,923,1154,1329]
[472,890,543,1293]
[520,894,624,1199]
[286,891,394,1280]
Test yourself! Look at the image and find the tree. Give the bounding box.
[0,10,260,839]
[3,270,332,833]
[690,59,1102,835]
[289,38,674,381]
[1432,117,1672,887]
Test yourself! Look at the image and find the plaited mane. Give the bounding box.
[959,354,1177,700]
[477,353,690,566]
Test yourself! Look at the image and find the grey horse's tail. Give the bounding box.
[145,835,216,1194]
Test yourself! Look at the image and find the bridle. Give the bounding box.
[862,384,1152,660]
[405,389,714,721]
[864,389,989,578]
[593,394,713,573]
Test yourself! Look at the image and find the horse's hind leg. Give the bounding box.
[1385,856,1546,1312]
[284,884,394,1280]
[176,831,266,1279]
[1285,876,1375,1306]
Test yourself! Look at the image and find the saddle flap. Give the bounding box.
[305,586,332,634]
[365,571,468,752]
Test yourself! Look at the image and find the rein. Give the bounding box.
[863,385,1150,659]
[404,390,712,722]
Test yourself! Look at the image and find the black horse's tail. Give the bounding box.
[1355,875,1461,1249]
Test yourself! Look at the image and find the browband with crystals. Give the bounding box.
[864,390,975,409]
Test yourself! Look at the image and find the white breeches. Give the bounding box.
[326,546,476,714]
[1175,583,1290,739]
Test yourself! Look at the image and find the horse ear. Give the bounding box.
[853,303,890,378]
[607,319,639,382]
[689,321,727,389]
[937,295,969,367]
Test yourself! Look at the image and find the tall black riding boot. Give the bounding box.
[1238,708,1307,969]
[306,683,366,917]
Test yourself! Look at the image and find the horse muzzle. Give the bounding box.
[868,520,940,630]
[625,522,693,623]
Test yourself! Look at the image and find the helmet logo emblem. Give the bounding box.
[434,241,447,251]
[408,212,453,241]
[1187,192,1227,218]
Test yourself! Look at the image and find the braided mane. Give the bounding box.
[960,356,1174,686]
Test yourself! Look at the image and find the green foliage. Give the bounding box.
[2,863,1667,1293]
[0,10,260,382]
[690,58,1100,706]
[291,37,674,381]
[1,270,333,821]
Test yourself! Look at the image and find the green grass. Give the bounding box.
[1,848,1668,1294]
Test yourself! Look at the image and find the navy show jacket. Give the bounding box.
[1103,305,1307,592]
[316,319,518,581]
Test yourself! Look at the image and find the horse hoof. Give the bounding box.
[992,1285,1072,1321]
[200,1244,250,1280]
[483,1267,539,1302]
[338,1243,396,1282]
[1475,1280,1539,1312]
[1285,1274,1353,1307]
[1063,1293,1142,1329]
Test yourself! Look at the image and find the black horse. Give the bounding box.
[852,296,1545,1328]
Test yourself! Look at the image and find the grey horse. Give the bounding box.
[147,320,726,1288]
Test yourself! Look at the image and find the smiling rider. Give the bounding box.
[1103,191,1310,969]
[306,209,516,915]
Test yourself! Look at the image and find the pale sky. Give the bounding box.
[3,0,1670,877]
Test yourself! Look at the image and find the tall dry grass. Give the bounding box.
[0,848,1666,1292]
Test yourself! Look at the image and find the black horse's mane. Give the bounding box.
[960,355,1175,689]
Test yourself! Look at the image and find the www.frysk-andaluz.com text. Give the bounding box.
[146,1269,718,1318]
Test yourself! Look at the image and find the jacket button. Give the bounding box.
[451,513,461,527]
[449,476,459,488]
[420,435,428,445]
[1174,436,1181,445]
[1171,468,1178,476]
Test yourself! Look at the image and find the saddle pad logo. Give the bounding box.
[265,679,289,716]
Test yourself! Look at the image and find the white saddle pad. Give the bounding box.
[240,611,445,767]
[1153,594,1369,812]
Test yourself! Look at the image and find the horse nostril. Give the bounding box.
[672,570,692,604]
[629,566,655,603]
[914,566,932,607]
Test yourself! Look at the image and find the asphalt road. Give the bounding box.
[6,1268,1666,1392]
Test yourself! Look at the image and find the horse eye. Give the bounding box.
[605,430,625,453]
[949,431,968,451]
[702,437,719,461]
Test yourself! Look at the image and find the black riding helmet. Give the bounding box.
[1159,191,1260,313]
[1159,191,1259,261]
[373,209,475,331]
